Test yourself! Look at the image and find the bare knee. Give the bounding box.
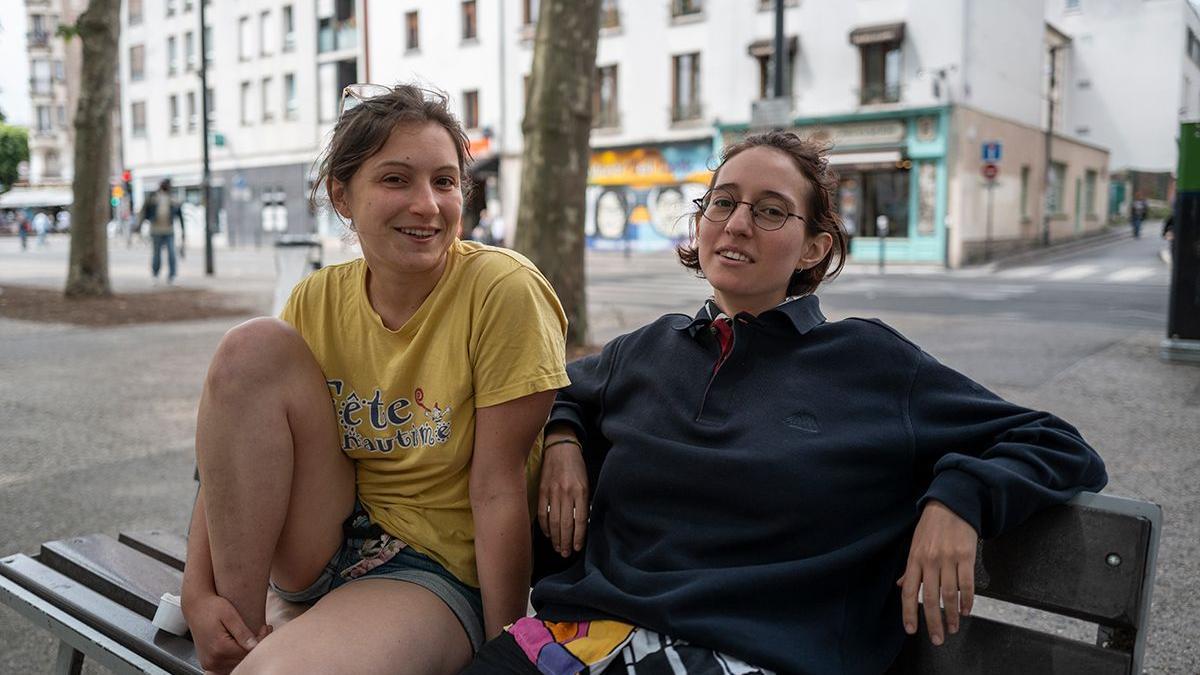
[205,317,313,398]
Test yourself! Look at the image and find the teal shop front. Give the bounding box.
[720,106,950,265]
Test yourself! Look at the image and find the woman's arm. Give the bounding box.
[471,390,557,638]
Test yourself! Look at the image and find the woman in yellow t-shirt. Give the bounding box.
[180,84,569,675]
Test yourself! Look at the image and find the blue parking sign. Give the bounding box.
[982,141,1002,162]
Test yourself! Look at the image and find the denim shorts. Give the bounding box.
[269,500,485,650]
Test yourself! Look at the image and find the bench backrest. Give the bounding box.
[901,492,1162,674]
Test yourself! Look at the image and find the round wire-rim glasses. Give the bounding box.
[692,189,806,231]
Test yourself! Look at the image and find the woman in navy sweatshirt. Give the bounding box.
[464,131,1107,675]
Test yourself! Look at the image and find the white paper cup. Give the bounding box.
[152,592,189,636]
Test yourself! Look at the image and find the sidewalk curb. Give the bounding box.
[989,227,1131,271]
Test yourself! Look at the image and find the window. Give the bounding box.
[593,65,618,128]
[183,0,193,11]
[600,0,619,28]
[406,11,419,50]
[167,35,177,76]
[132,100,146,137]
[463,90,480,129]
[1065,0,1080,10]
[1189,29,1200,68]
[523,0,539,25]
[53,60,65,81]
[462,1,477,40]
[261,77,274,122]
[129,44,145,81]
[284,73,298,120]
[44,151,60,177]
[56,104,65,128]
[859,41,901,104]
[1084,170,1097,216]
[186,91,197,131]
[128,0,143,25]
[671,53,701,121]
[239,16,252,61]
[752,38,797,98]
[758,0,798,9]
[166,0,176,17]
[1020,166,1030,218]
[30,60,51,94]
[169,94,180,134]
[259,10,273,56]
[240,80,252,125]
[282,5,295,52]
[184,31,195,71]
[204,25,213,64]
[1047,161,1067,214]
[205,87,215,125]
[836,170,910,238]
[35,105,52,132]
[671,0,702,17]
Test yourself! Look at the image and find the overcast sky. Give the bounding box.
[0,0,31,126]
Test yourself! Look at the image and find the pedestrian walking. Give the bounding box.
[138,179,184,283]
[181,83,569,675]
[16,212,29,251]
[1130,196,1148,239]
[465,131,1108,675]
[32,210,50,247]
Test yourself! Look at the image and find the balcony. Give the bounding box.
[858,83,901,106]
[27,30,51,49]
[670,101,703,123]
[30,77,54,96]
[318,18,357,54]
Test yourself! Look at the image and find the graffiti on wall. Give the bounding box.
[585,143,713,251]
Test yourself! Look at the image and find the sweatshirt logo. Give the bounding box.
[783,411,820,433]
[328,381,452,454]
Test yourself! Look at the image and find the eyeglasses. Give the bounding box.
[693,189,805,231]
[339,83,393,117]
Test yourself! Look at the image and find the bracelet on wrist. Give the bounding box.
[544,437,583,452]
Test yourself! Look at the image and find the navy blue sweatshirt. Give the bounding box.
[531,296,1107,675]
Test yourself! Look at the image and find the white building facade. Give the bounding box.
[366,0,1111,266]
[23,0,86,186]
[1046,0,1199,210]
[119,0,363,245]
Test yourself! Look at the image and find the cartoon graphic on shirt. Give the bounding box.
[327,381,453,454]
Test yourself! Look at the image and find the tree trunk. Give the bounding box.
[64,0,120,298]
[514,0,601,348]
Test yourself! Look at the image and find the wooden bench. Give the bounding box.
[1,492,1161,675]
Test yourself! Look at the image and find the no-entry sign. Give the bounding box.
[982,162,999,180]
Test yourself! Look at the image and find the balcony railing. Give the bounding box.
[671,101,702,122]
[30,78,54,95]
[318,19,358,54]
[859,83,901,105]
[592,110,620,130]
[27,30,51,48]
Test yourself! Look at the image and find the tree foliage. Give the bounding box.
[0,123,29,192]
[513,0,601,348]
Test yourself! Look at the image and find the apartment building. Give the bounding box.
[367,0,1111,266]
[119,0,362,246]
[22,0,83,187]
[1046,0,1199,211]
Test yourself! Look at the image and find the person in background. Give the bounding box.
[466,131,1107,675]
[139,179,185,284]
[1130,195,1148,239]
[32,209,50,248]
[181,84,569,675]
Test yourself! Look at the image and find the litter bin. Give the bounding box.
[272,234,323,316]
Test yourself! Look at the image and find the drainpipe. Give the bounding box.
[1042,44,1058,248]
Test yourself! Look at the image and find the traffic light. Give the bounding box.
[110,185,124,208]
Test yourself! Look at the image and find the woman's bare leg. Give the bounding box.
[196,317,354,631]
[233,579,473,675]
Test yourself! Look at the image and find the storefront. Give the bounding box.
[585,141,715,252]
[720,106,950,264]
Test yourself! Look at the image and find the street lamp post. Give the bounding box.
[1042,44,1059,248]
[199,0,214,275]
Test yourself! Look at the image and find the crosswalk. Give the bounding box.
[994,263,1165,284]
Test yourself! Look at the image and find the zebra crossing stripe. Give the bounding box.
[1105,267,1156,282]
[997,266,1051,279]
[1048,265,1099,280]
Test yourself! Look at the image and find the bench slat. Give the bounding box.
[118,530,188,572]
[0,554,200,675]
[902,614,1131,674]
[975,502,1151,628]
[40,534,183,619]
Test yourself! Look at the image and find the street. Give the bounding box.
[1,230,1197,673]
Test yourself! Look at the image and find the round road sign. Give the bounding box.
[982,163,999,180]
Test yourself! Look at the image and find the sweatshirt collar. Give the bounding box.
[677,295,825,337]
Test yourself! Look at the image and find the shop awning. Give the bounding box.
[747,36,798,57]
[848,22,905,46]
[0,186,73,209]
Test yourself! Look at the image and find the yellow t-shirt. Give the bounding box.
[280,240,570,587]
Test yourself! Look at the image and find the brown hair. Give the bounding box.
[676,130,848,297]
[310,84,474,226]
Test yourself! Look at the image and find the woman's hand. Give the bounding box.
[897,500,978,646]
[183,591,270,674]
[538,433,589,557]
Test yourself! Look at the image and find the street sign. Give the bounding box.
[981,141,1002,163]
[982,162,999,180]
